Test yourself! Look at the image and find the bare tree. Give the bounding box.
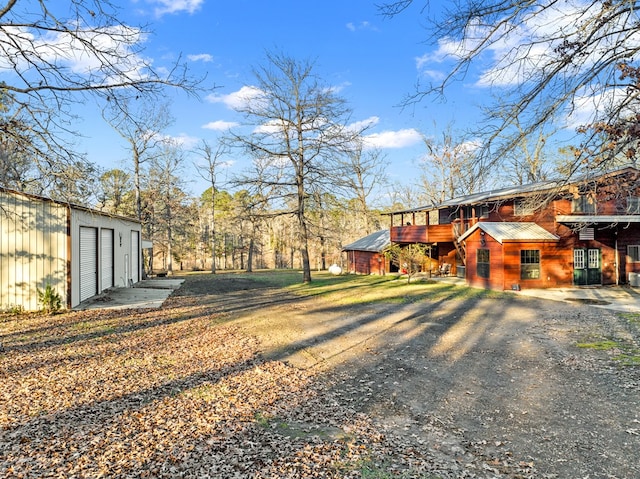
[338,145,388,234]
[381,0,640,176]
[229,52,364,283]
[418,128,483,203]
[385,182,427,210]
[103,100,173,220]
[146,141,188,276]
[0,1,199,196]
[383,243,433,284]
[96,168,134,215]
[0,87,97,201]
[194,140,229,273]
[501,123,552,185]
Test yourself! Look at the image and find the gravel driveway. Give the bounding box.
[172,273,640,478]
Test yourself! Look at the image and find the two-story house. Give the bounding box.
[385,166,640,290]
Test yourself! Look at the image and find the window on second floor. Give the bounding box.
[477,205,489,218]
[514,198,537,216]
[571,194,596,214]
[627,197,640,214]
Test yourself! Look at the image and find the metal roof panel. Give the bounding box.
[342,229,390,252]
[458,222,559,244]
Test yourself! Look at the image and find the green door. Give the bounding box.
[573,248,602,285]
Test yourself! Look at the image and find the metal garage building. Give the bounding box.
[0,188,142,311]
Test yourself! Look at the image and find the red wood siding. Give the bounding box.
[464,232,504,290]
[345,250,388,275]
[617,227,640,281]
[502,241,573,289]
[391,224,455,243]
[464,229,573,290]
[391,225,427,243]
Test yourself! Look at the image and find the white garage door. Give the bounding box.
[131,230,140,284]
[80,226,98,302]
[101,229,114,291]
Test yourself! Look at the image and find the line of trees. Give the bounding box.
[95,166,387,277]
[3,0,640,282]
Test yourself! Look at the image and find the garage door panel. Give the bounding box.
[101,229,114,290]
[80,227,98,302]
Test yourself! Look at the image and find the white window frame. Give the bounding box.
[571,194,596,214]
[627,197,640,214]
[514,199,536,216]
[628,245,640,262]
[520,249,541,280]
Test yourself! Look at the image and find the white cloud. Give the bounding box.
[348,116,380,132]
[188,53,213,63]
[202,120,239,131]
[419,68,446,82]
[363,128,422,149]
[206,86,265,110]
[416,0,640,90]
[254,119,284,135]
[0,25,150,84]
[563,86,628,130]
[152,0,204,16]
[163,133,199,149]
[346,21,377,32]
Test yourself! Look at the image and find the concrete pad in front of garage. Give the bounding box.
[76,279,184,310]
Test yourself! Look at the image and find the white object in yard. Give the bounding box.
[328,264,342,275]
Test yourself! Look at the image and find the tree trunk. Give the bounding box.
[246,238,254,272]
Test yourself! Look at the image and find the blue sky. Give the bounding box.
[69,0,619,200]
[73,0,486,197]
[9,1,623,199]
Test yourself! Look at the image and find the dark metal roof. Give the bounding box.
[385,166,640,215]
[342,229,390,252]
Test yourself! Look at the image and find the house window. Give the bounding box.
[477,248,490,279]
[520,249,541,280]
[514,199,536,216]
[571,194,596,214]
[627,197,640,214]
[628,245,640,262]
[477,205,489,218]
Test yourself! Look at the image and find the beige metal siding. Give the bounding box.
[131,230,140,284]
[70,209,141,307]
[0,191,68,311]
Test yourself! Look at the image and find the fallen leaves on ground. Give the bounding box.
[0,304,482,478]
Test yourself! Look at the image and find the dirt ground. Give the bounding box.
[168,273,640,479]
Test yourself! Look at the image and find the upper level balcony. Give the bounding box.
[390,221,476,244]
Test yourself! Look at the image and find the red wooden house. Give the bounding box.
[342,229,392,275]
[385,166,640,290]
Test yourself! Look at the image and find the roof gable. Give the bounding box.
[457,222,559,244]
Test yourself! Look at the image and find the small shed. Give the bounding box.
[0,188,142,311]
[342,229,391,275]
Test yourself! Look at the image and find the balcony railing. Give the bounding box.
[390,224,457,243]
[390,218,480,244]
